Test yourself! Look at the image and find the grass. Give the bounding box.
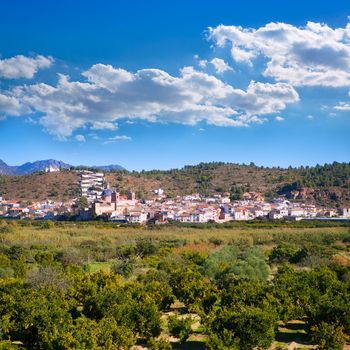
[85,261,112,272]
[1,222,348,250]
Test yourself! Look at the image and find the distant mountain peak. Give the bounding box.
[0,159,126,175]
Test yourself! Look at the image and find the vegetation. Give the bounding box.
[0,220,349,349]
[1,161,350,206]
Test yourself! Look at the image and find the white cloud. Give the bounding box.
[210,58,233,73]
[334,102,350,111]
[82,64,134,92]
[75,134,86,142]
[198,60,208,68]
[0,93,24,116]
[2,63,298,138]
[275,116,285,121]
[90,121,118,130]
[231,47,256,66]
[103,135,132,144]
[209,21,350,87]
[0,55,53,79]
[306,115,314,119]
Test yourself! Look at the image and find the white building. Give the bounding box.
[288,207,305,217]
[80,171,105,202]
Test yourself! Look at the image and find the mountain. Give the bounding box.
[0,161,349,206]
[15,159,72,175]
[91,164,126,171]
[0,159,71,175]
[0,159,125,175]
[0,160,12,175]
[76,164,126,172]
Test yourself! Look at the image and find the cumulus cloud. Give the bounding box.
[209,21,350,87]
[5,64,298,137]
[0,93,24,116]
[0,55,53,79]
[196,57,232,73]
[75,134,86,142]
[275,116,285,121]
[210,58,233,73]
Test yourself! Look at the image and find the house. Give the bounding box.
[288,207,305,217]
[232,207,250,220]
[153,211,168,224]
[175,212,192,223]
[269,209,286,220]
[190,212,207,223]
[251,208,266,218]
[127,211,148,224]
[93,201,115,216]
[338,208,350,218]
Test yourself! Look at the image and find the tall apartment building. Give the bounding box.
[79,171,106,202]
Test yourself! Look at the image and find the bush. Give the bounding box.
[111,258,134,278]
[201,246,270,282]
[269,244,299,264]
[167,315,192,343]
[39,220,55,229]
[206,306,277,350]
[311,322,346,350]
[0,221,16,234]
[26,266,71,291]
[147,337,172,350]
[136,239,159,257]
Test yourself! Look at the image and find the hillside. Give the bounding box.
[0,171,80,202]
[0,162,349,206]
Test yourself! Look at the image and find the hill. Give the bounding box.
[0,162,349,206]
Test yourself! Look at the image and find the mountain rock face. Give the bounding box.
[0,160,12,175]
[15,159,72,175]
[0,159,125,175]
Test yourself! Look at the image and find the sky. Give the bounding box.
[0,0,349,170]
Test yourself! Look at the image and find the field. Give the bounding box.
[0,220,349,349]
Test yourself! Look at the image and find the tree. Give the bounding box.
[76,196,89,209]
[269,244,299,264]
[311,322,346,350]
[206,306,277,350]
[167,315,192,343]
[147,337,172,350]
[111,258,134,278]
[201,246,270,282]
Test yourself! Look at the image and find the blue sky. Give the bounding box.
[0,0,349,170]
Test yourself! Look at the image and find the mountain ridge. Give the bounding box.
[0,159,126,175]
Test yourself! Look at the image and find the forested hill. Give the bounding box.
[0,162,349,206]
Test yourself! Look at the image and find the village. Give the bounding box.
[1,170,349,223]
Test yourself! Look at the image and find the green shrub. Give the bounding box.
[111,258,134,278]
[147,337,172,350]
[311,322,346,350]
[167,315,192,343]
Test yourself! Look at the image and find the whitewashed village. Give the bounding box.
[1,170,349,223]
